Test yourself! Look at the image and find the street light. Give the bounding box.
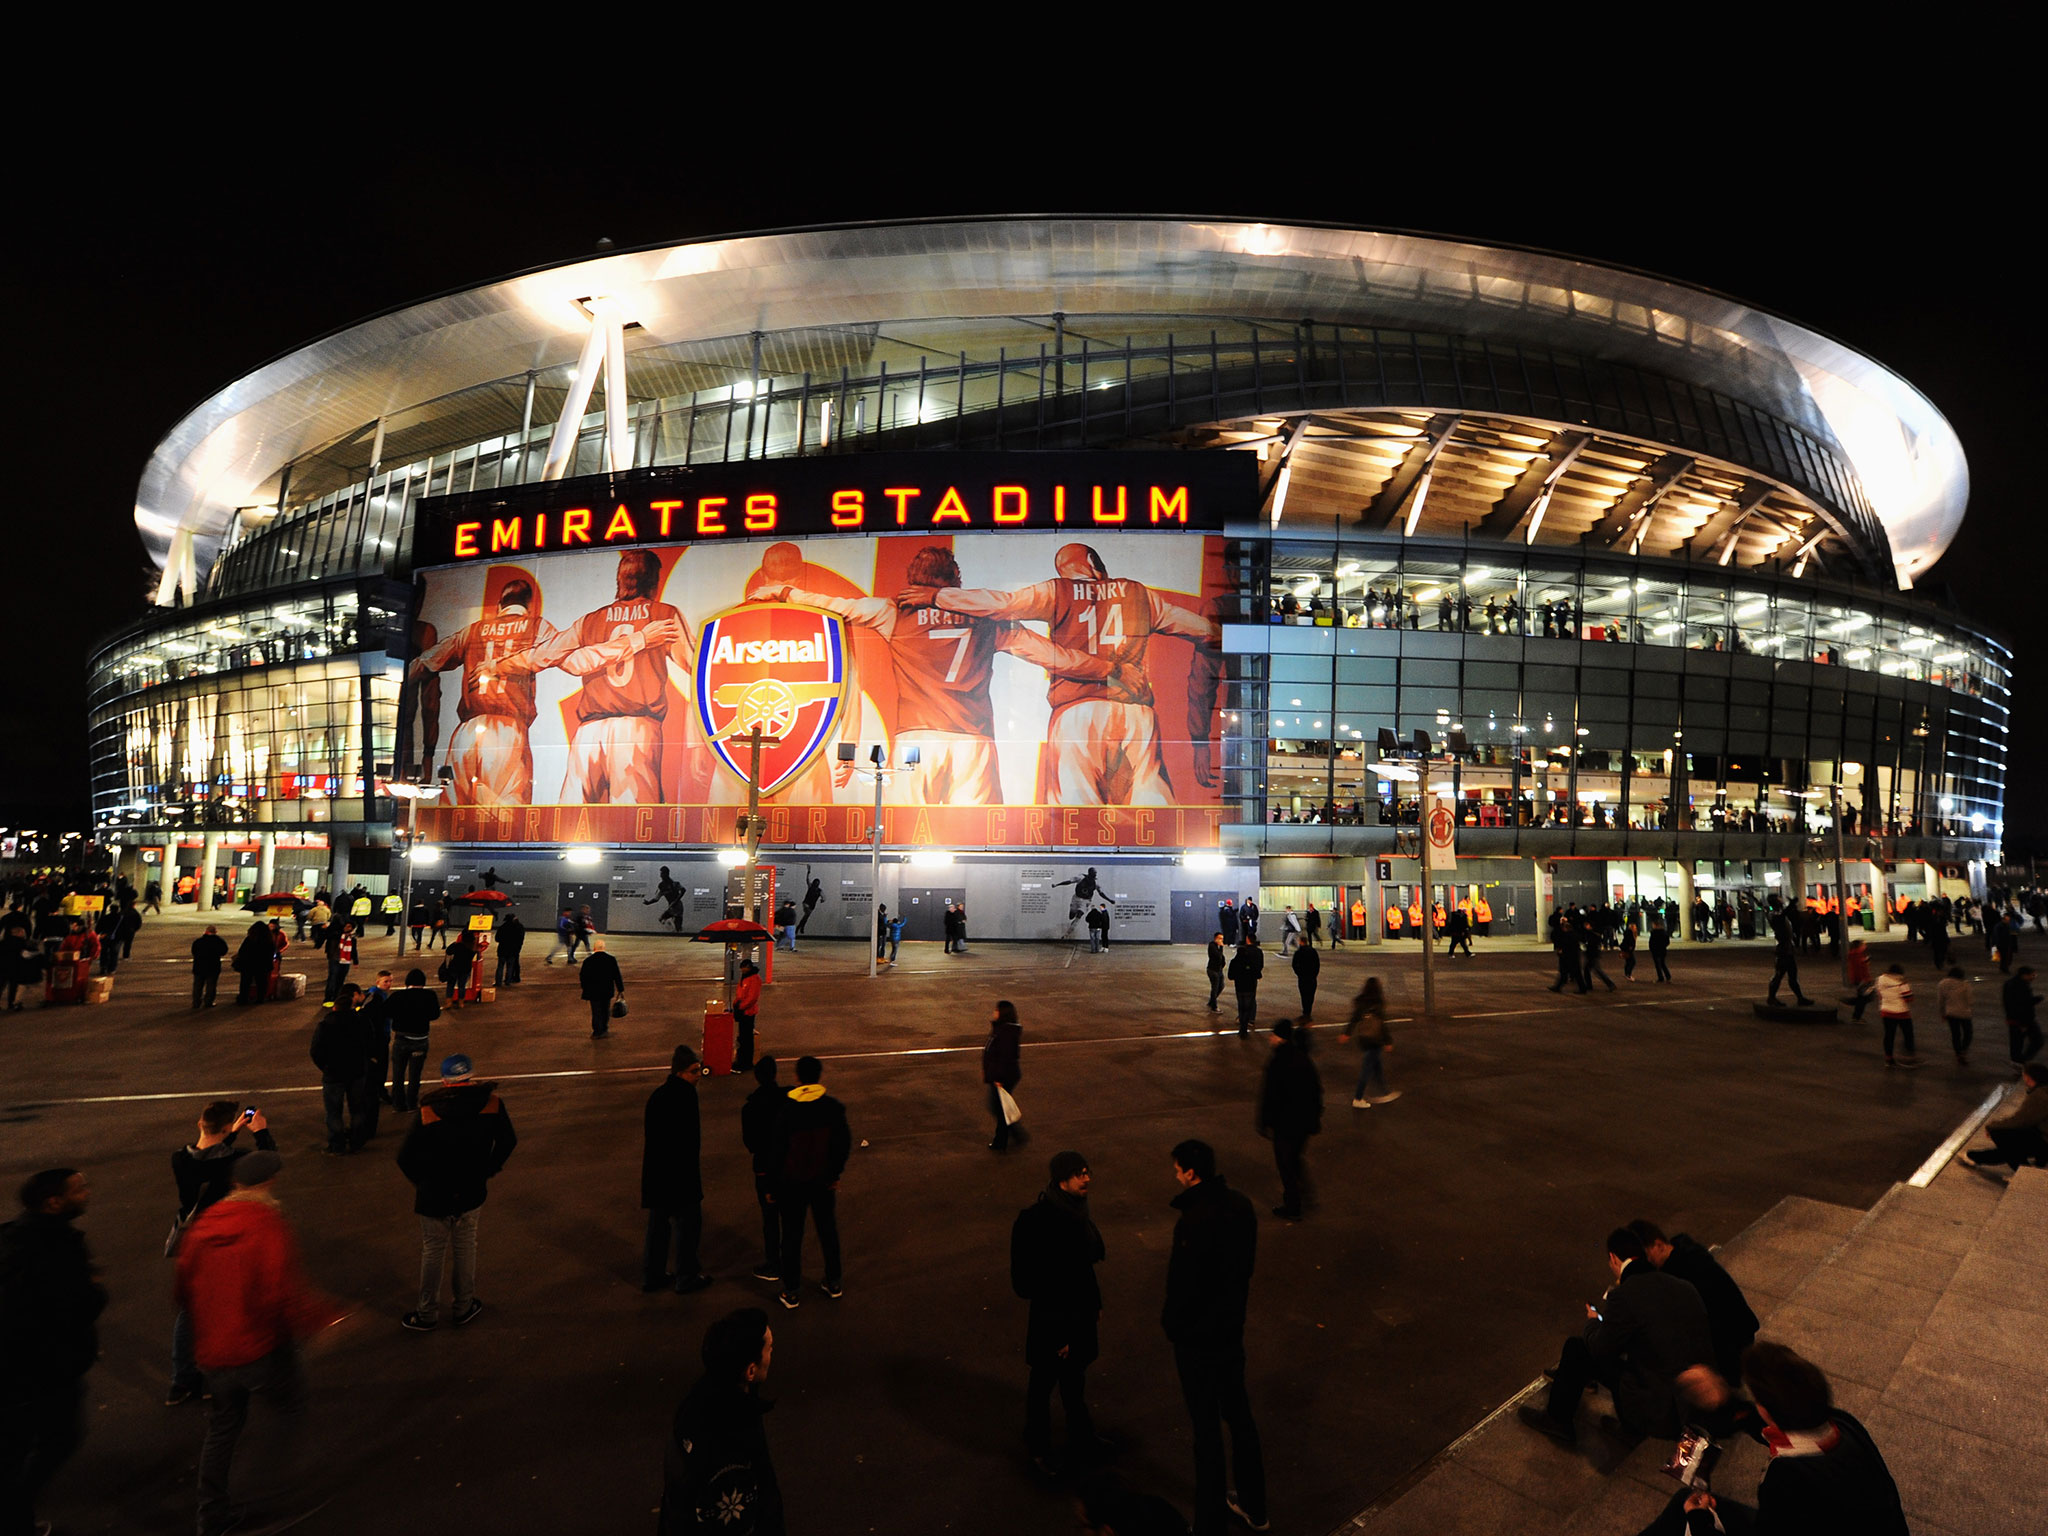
[839,742,919,976]
[382,770,447,957]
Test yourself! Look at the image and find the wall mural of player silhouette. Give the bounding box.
[644,865,688,933]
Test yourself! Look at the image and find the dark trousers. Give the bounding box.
[1297,977,1317,1018]
[644,1204,703,1287]
[1584,952,1614,991]
[1025,1351,1096,1457]
[733,1008,755,1070]
[1639,1485,1761,1534]
[754,1174,783,1270]
[1207,969,1224,1010]
[777,1181,841,1293]
[1,1372,83,1536]
[496,948,522,985]
[1173,1342,1265,1535]
[1651,949,1671,982]
[1234,982,1257,1030]
[988,1082,1015,1150]
[1947,1015,1974,1055]
[192,968,220,1008]
[198,1346,306,1536]
[1882,1013,1917,1058]
[320,1073,377,1151]
[1539,1333,1623,1430]
[589,996,611,1036]
[1550,949,1577,991]
[236,969,265,1005]
[391,1036,429,1111]
[1768,953,1807,1002]
[2010,1022,2044,1063]
[1981,1125,2048,1169]
[1271,1133,1307,1217]
[324,959,350,1003]
[1622,950,1636,978]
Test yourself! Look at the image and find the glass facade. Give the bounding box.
[1232,539,2008,842]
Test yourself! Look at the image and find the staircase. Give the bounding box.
[1345,1161,2048,1535]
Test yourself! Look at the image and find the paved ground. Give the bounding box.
[4,909,2006,1535]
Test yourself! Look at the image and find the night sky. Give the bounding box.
[8,119,2033,844]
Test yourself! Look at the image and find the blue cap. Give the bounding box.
[439,1053,474,1081]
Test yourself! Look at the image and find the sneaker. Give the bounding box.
[451,1299,483,1326]
[821,1281,843,1299]
[1368,1090,1403,1104]
[166,1381,199,1407]
[751,1265,781,1282]
[1226,1495,1271,1531]
[1351,1098,1370,1109]
[778,1292,801,1310]
[1900,1056,1923,1069]
[400,1311,438,1331]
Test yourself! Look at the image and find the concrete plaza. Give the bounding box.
[4,909,2013,1535]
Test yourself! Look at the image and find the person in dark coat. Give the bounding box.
[770,1056,851,1308]
[1519,1226,1713,1446]
[580,936,624,1038]
[1160,1140,1264,1536]
[440,929,477,1005]
[1629,1220,1759,1386]
[1647,918,1672,983]
[0,1169,106,1536]
[493,913,525,986]
[190,924,229,1009]
[2003,966,2043,1064]
[232,920,274,1005]
[1256,1020,1323,1221]
[1239,897,1260,943]
[1635,1343,1907,1535]
[397,1055,517,1330]
[1217,900,1239,947]
[167,1103,277,1404]
[1290,941,1320,1020]
[1227,939,1264,1037]
[644,1046,710,1294]
[740,1059,785,1283]
[982,1000,1024,1152]
[1766,910,1810,1005]
[1011,1150,1105,1478]
[1204,934,1227,1014]
[310,984,379,1154]
[659,1307,785,1535]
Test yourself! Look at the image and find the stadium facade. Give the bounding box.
[90,217,2007,942]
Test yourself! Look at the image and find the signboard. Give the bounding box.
[467,913,495,932]
[1375,858,1392,882]
[1426,800,1456,862]
[401,530,1231,850]
[413,452,1248,567]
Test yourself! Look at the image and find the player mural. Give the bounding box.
[403,531,1230,849]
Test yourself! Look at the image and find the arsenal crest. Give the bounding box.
[695,604,848,793]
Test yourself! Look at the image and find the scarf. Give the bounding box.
[1044,1185,1104,1263]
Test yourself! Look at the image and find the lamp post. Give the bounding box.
[838,742,919,977]
[382,776,445,959]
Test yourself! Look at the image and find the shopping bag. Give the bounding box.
[612,997,628,1018]
[996,1084,1023,1125]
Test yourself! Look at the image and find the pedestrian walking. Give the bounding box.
[875,903,890,961]
[545,907,576,964]
[1290,939,1319,1019]
[1766,909,1809,1005]
[1257,1020,1322,1221]
[1876,964,1920,1067]
[1342,977,1399,1107]
[581,936,625,1039]
[381,890,404,936]
[658,1308,784,1535]
[2003,966,2043,1067]
[232,920,274,1006]
[307,897,331,953]
[983,1000,1024,1152]
[1581,924,1616,992]
[1205,933,1226,1014]
[1547,917,1578,993]
[191,924,229,1009]
[942,901,959,954]
[494,912,525,986]
[572,905,595,961]
[732,959,762,1072]
[310,984,379,1154]
[0,1169,106,1536]
[386,968,441,1112]
[167,1103,278,1404]
[1,920,39,1012]
[409,898,432,952]
[1620,921,1638,981]
[398,1054,517,1330]
[644,1046,712,1295]
[1011,1150,1105,1480]
[175,1152,344,1535]
[322,921,356,1006]
[1227,939,1263,1037]
[1647,918,1672,983]
[1846,938,1874,1020]
[770,1056,850,1309]
[741,1059,785,1284]
[116,898,142,961]
[775,899,798,953]
[1938,966,1974,1064]
[1280,906,1302,954]
[1161,1140,1265,1536]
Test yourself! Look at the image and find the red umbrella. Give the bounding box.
[451,889,514,906]
[690,918,772,942]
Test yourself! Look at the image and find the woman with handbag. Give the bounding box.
[1343,976,1400,1107]
[982,1000,1025,1152]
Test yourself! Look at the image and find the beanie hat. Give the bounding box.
[1049,1150,1090,1185]
[1270,1018,1295,1041]
[232,1150,282,1187]
[440,1053,474,1081]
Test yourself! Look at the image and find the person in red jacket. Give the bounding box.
[174,1151,344,1536]
[733,960,764,1073]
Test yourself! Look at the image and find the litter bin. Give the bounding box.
[702,1005,736,1076]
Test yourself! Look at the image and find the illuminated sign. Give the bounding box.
[413,452,1247,567]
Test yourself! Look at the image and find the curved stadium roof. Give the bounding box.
[134,216,1967,590]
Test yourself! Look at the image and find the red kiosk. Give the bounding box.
[692,919,771,1075]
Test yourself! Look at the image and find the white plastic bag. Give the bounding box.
[996,1084,1023,1125]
